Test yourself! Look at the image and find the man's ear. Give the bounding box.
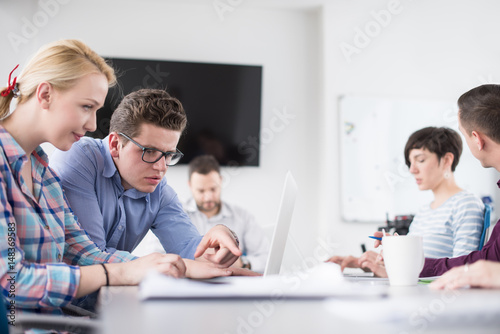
[471,130,485,151]
[36,82,53,110]
[109,132,121,158]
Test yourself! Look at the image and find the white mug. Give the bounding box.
[382,235,424,286]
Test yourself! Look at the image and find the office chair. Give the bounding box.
[479,204,492,250]
[2,295,101,334]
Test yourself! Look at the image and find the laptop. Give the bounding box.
[262,170,298,276]
[204,171,298,282]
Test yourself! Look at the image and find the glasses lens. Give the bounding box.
[143,151,183,165]
[142,149,164,163]
[166,153,183,166]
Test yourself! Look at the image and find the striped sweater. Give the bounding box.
[408,190,484,258]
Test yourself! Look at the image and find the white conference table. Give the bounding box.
[98,276,500,334]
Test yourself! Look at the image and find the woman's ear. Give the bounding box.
[442,152,454,170]
[36,82,53,110]
[108,132,121,158]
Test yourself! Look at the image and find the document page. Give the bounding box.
[139,263,388,300]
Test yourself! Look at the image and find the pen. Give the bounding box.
[370,230,399,240]
[369,228,387,241]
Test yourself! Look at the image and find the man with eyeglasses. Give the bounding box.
[50,89,246,279]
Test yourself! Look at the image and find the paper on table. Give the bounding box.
[139,263,388,300]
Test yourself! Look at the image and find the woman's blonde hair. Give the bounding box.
[0,39,116,119]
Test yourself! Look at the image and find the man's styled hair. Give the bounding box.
[458,84,500,144]
[404,127,463,172]
[188,155,220,179]
[109,88,187,139]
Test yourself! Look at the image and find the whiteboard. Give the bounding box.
[339,95,494,223]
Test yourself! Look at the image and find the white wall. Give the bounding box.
[1,0,500,270]
[0,0,322,269]
[320,0,500,257]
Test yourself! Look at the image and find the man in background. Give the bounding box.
[185,155,270,273]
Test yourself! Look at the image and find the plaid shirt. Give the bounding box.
[0,126,135,314]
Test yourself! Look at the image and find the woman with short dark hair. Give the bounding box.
[403,127,484,258]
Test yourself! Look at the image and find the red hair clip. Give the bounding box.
[1,64,20,97]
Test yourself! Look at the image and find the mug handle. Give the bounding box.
[418,241,425,272]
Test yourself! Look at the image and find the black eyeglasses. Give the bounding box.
[118,132,184,166]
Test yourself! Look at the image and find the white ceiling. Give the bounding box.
[141,0,328,10]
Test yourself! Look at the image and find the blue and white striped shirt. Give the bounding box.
[408,190,484,258]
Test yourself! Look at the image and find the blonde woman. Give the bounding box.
[0,40,189,316]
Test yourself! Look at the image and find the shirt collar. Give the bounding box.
[184,198,198,213]
[32,147,49,167]
[218,202,231,218]
[0,125,48,168]
[102,135,117,178]
[0,125,28,166]
[125,187,150,200]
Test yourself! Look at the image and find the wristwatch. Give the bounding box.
[229,228,240,247]
[216,224,240,247]
[241,256,252,270]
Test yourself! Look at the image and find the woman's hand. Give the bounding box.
[358,250,387,277]
[77,253,186,297]
[184,259,262,279]
[325,255,362,272]
[184,259,232,279]
[116,253,186,285]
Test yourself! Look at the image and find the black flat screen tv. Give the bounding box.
[87,57,263,167]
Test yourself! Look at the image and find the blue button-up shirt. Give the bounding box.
[50,136,202,259]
